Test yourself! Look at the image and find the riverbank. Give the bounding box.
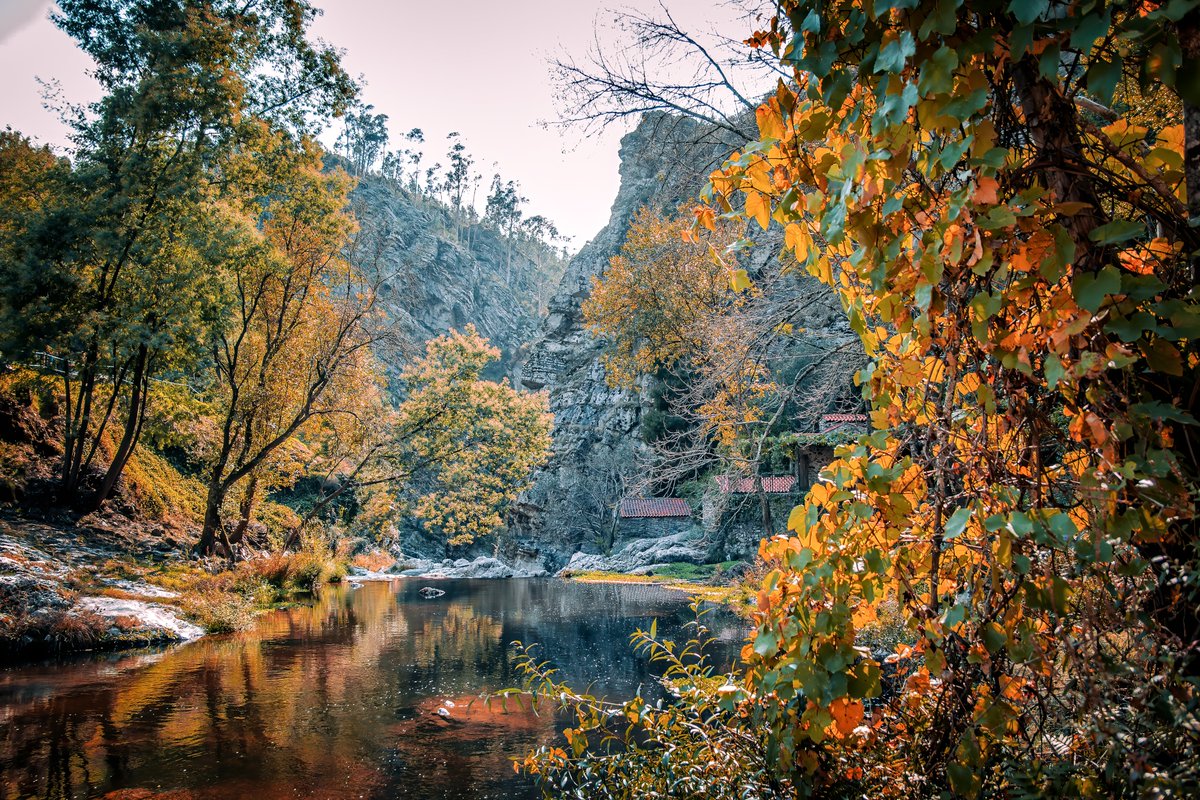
[0,514,351,658]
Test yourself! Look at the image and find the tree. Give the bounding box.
[0,0,355,510]
[336,104,389,176]
[380,128,425,190]
[549,1,768,145]
[275,327,553,554]
[582,205,739,387]
[528,1,1200,796]
[442,131,474,218]
[195,132,381,556]
[717,1,1198,795]
[391,326,552,551]
[485,174,528,279]
[582,205,859,539]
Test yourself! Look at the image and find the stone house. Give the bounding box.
[617,497,693,538]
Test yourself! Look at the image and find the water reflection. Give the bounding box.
[0,579,745,800]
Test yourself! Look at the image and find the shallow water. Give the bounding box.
[0,579,746,800]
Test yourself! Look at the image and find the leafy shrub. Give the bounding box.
[515,603,792,799]
[121,447,206,523]
[183,591,256,634]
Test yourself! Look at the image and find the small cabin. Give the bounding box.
[618,497,692,537]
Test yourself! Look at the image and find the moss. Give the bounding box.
[121,447,206,523]
[648,561,742,581]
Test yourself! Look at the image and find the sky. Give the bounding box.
[0,0,752,248]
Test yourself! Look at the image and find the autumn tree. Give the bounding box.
[583,205,859,538]
[275,327,553,554]
[582,205,741,387]
[195,131,382,556]
[528,0,1200,797]
[0,0,354,510]
[390,326,552,551]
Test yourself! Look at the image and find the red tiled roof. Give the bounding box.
[822,413,868,422]
[619,497,692,518]
[716,475,798,494]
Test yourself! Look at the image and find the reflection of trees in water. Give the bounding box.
[0,581,745,800]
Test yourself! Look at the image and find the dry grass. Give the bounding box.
[351,550,395,572]
[564,569,755,611]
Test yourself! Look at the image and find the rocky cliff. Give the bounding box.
[350,177,566,380]
[510,115,731,567]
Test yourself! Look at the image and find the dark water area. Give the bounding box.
[0,579,747,800]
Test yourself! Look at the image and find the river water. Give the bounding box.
[0,579,747,800]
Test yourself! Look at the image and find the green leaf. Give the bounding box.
[1009,0,1049,25]
[970,291,1002,321]
[1070,10,1112,51]
[787,503,806,531]
[1073,266,1121,312]
[982,623,1007,653]
[918,46,958,95]
[1088,218,1146,245]
[753,626,779,657]
[875,31,915,74]
[944,506,971,539]
[978,205,1017,230]
[1130,401,1199,426]
[1086,56,1123,105]
[1044,352,1065,389]
[847,660,882,698]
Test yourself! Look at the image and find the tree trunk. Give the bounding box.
[227,474,259,547]
[90,343,149,511]
[196,481,225,557]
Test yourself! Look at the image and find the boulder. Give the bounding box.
[558,529,707,575]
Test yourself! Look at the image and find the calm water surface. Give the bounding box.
[0,579,746,800]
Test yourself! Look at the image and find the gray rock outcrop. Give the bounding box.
[351,178,567,380]
[558,529,708,575]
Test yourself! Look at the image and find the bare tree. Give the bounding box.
[549,1,782,146]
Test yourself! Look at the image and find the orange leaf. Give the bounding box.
[973,177,1000,205]
[829,698,865,737]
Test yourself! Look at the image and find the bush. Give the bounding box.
[182,591,256,634]
[121,447,206,523]
[236,546,343,594]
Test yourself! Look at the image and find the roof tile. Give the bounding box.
[619,497,692,518]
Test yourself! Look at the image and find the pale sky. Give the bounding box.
[0,0,754,247]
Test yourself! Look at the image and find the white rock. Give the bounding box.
[78,596,204,641]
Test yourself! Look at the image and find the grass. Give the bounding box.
[94,544,351,635]
[564,562,756,611]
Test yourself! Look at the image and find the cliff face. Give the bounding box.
[511,115,724,565]
[350,177,565,380]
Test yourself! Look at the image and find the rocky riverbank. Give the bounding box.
[0,517,204,657]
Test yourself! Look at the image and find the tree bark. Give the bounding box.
[197,479,225,557]
[90,343,150,510]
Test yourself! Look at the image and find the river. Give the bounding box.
[0,578,747,799]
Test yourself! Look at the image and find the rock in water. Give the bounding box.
[419,586,446,599]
